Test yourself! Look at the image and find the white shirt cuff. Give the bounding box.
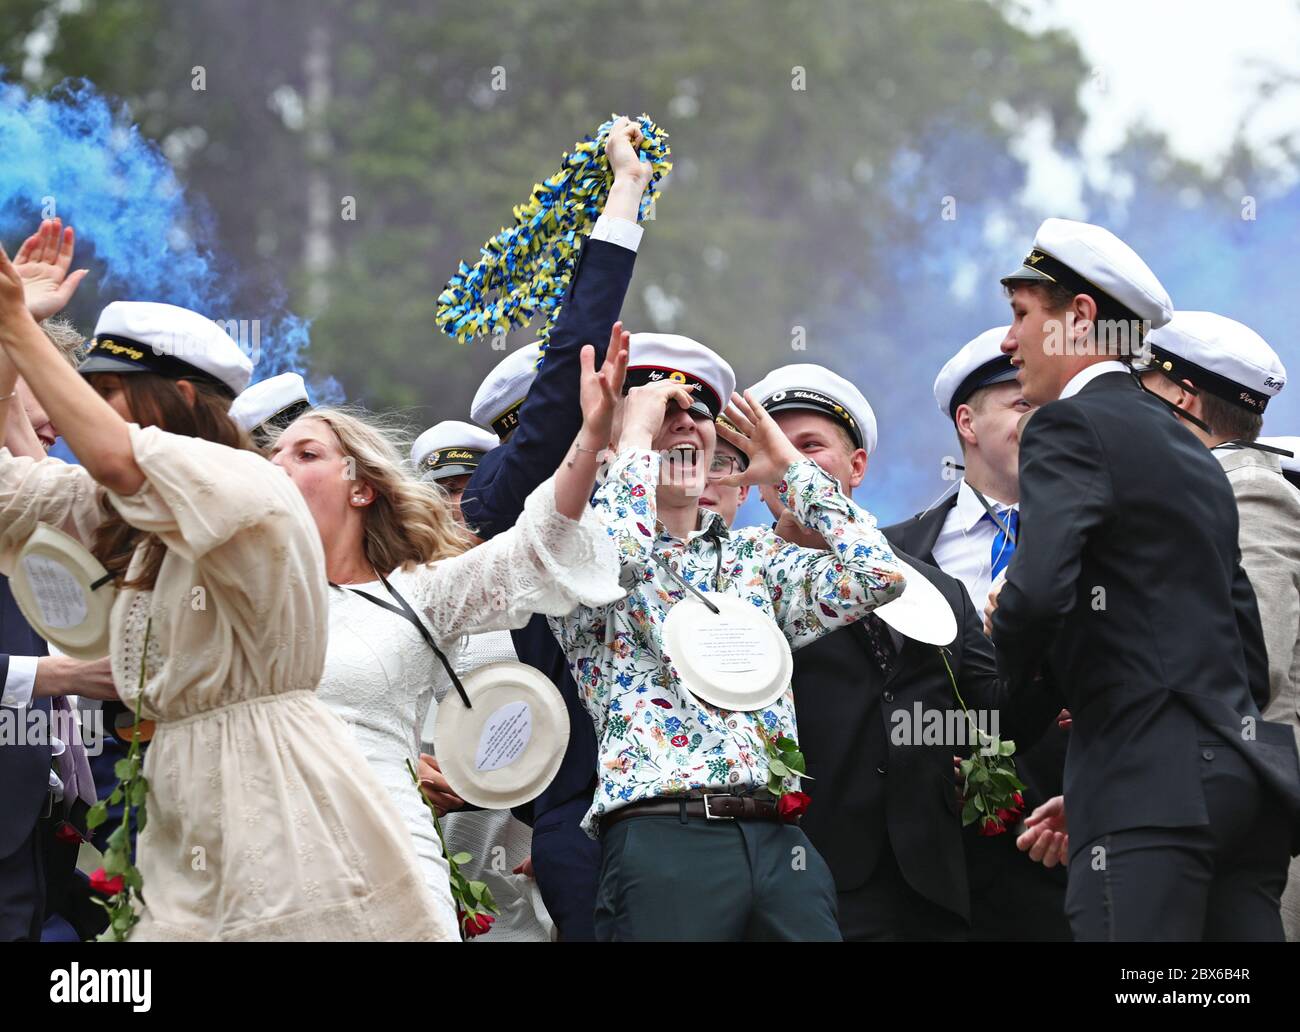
[2,655,40,708]
[591,214,643,253]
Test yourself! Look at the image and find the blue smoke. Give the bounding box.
[734,124,1300,531]
[0,76,339,401]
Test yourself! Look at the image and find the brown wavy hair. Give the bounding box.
[88,373,256,588]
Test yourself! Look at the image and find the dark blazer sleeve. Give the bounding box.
[460,238,638,540]
[1230,552,1271,711]
[991,401,1113,693]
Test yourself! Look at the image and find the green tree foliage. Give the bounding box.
[2,0,1091,421]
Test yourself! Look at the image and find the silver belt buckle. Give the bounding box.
[702,794,734,820]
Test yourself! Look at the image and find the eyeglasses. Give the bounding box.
[707,454,740,478]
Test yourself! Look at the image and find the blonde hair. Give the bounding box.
[284,406,474,571]
[41,318,88,368]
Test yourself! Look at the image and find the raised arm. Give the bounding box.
[409,337,629,640]
[0,243,142,496]
[461,116,651,538]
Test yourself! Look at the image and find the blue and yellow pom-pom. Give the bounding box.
[436,114,671,363]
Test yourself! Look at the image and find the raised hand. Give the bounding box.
[13,218,89,321]
[0,241,40,346]
[605,116,651,188]
[714,390,803,488]
[619,377,698,451]
[578,320,631,451]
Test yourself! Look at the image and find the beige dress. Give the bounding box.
[0,425,451,940]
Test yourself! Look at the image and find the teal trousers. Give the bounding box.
[594,811,841,941]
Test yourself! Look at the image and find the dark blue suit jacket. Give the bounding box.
[461,237,637,826]
[0,575,50,860]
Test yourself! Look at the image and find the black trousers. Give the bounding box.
[530,797,602,942]
[0,821,45,941]
[1066,741,1290,941]
[595,811,841,942]
[836,836,969,942]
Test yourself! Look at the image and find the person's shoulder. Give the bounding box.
[1230,460,1300,513]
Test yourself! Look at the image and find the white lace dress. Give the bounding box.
[316,477,622,933]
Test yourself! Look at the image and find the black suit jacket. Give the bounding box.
[0,575,49,860]
[883,493,956,567]
[459,238,637,824]
[991,371,1300,854]
[797,551,1058,922]
[885,493,1071,941]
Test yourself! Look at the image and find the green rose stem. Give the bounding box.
[86,618,152,941]
[939,647,1026,833]
[404,757,499,939]
[760,726,811,798]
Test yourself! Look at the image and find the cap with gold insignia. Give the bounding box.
[79,301,253,397]
[748,363,877,454]
[714,415,750,472]
[1001,218,1173,329]
[411,420,500,482]
[1140,311,1286,415]
[470,341,543,439]
[933,326,1015,419]
[230,372,311,441]
[1258,436,1300,489]
[625,333,735,420]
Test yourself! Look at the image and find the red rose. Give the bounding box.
[461,911,495,938]
[978,817,1005,837]
[777,791,812,823]
[89,867,125,896]
[671,734,688,747]
[1012,791,1024,808]
[995,807,1016,824]
[54,822,84,845]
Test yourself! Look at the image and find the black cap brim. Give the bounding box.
[999,264,1054,287]
[78,354,146,377]
[762,398,864,450]
[422,463,479,482]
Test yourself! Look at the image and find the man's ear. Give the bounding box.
[1177,378,1204,422]
[176,379,197,407]
[954,404,978,451]
[848,449,868,490]
[738,484,751,504]
[1069,293,1098,345]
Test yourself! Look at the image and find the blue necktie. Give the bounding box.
[986,508,1019,580]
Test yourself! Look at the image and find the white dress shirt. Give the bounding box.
[590,213,643,252]
[931,479,1018,610]
[1059,360,1128,400]
[1,654,39,708]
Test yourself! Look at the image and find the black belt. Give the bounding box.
[601,793,784,832]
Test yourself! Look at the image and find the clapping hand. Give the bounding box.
[12,218,89,322]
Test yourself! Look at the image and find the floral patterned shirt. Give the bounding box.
[549,447,905,836]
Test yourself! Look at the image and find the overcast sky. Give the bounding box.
[1012,0,1300,212]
